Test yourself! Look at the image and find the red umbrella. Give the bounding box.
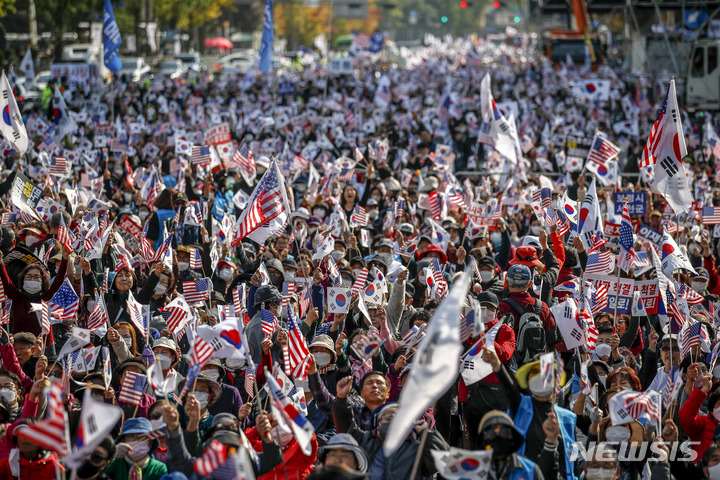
[204,37,233,50]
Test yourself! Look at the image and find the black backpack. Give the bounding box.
[504,297,548,363]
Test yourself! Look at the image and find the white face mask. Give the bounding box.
[692,281,707,293]
[331,250,345,262]
[154,284,167,295]
[25,236,39,247]
[178,261,190,272]
[203,369,220,381]
[283,271,295,282]
[139,211,150,221]
[479,270,494,283]
[123,192,132,202]
[23,280,42,294]
[490,232,502,244]
[528,375,553,397]
[313,209,326,220]
[708,463,720,480]
[0,388,16,405]
[127,441,151,462]
[123,338,133,349]
[193,392,209,410]
[149,419,166,431]
[226,357,246,370]
[605,425,631,443]
[598,375,607,387]
[480,307,496,324]
[87,301,96,312]
[156,354,172,370]
[713,365,720,379]
[593,344,612,360]
[314,352,332,368]
[220,268,234,281]
[586,467,617,480]
[530,225,542,235]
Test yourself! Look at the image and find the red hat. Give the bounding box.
[217,260,236,271]
[417,244,448,264]
[508,246,544,268]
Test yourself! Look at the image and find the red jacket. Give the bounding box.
[498,292,556,335]
[679,388,719,459]
[0,451,63,479]
[246,425,318,480]
[704,256,720,297]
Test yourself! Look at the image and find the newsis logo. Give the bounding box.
[569,441,700,463]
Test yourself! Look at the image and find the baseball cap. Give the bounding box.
[507,264,532,282]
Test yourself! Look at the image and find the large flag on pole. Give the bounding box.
[0,71,29,154]
[103,0,122,73]
[19,49,35,83]
[617,201,635,273]
[258,0,274,74]
[383,273,469,456]
[577,178,603,246]
[640,79,693,213]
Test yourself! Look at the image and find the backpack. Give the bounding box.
[504,297,547,363]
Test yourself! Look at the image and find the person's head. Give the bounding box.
[477,256,496,283]
[0,370,22,408]
[152,265,173,297]
[320,433,368,473]
[116,358,147,386]
[0,226,16,253]
[253,285,282,315]
[113,268,135,293]
[506,264,532,292]
[115,322,138,355]
[152,337,178,372]
[18,262,50,296]
[185,374,221,411]
[360,372,390,409]
[704,443,720,480]
[373,403,398,440]
[477,410,524,459]
[176,246,192,271]
[116,417,157,463]
[605,367,641,391]
[12,332,36,365]
[264,258,285,290]
[342,185,358,204]
[516,358,564,401]
[478,292,499,323]
[366,304,386,330]
[584,442,620,480]
[76,435,116,479]
[14,418,42,459]
[309,335,337,369]
[200,359,226,383]
[658,335,681,367]
[616,315,630,336]
[409,309,431,329]
[649,210,662,229]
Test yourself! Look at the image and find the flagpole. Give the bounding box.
[321,0,334,114]
[612,198,627,331]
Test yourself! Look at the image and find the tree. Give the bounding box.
[153,0,236,31]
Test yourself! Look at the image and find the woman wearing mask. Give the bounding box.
[213,259,237,298]
[107,322,139,365]
[147,400,171,463]
[152,337,184,390]
[202,359,249,420]
[0,249,69,341]
[114,358,156,418]
[104,417,168,480]
[679,368,720,460]
[178,374,222,441]
[145,262,174,315]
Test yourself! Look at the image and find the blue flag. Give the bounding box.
[258,0,274,74]
[103,0,122,74]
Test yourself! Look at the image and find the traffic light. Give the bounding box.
[493,1,500,7]
[460,1,468,7]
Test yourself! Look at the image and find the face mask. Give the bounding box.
[713,365,720,379]
[530,226,542,235]
[528,375,553,397]
[25,236,38,246]
[139,211,150,221]
[484,438,514,458]
[149,419,165,431]
[479,270,494,283]
[76,460,103,478]
[490,232,502,244]
[87,301,96,312]
[220,268,234,281]
[593,344,612,360]
[372,195,382,203]
[708,463,720,480]
[713,406,720,422]
[23,280,42,294]
[605,425,631,443]
[378,253,392,264]
[123,338,133,349]
[315,352,332,368]
[481,307,496,324]
[178,262,190,271]
[353,268,363,278]
[156,354,172,370]
[123,192,132,202]
[331,250,345,262]
[154,284,167,295]
[127,442,151,462]
[586,468,617,480]
[283,271,294,282]
[598,375,607,387]
[692,281,707,293]
[0,388,16,405]
[313,209,326,220]
[193,392,209,410]
[226,357,246,370]
[271,425,294,446]
[203,370,220,381]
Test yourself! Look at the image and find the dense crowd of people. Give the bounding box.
[0,33,717,480]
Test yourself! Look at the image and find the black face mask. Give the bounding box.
[483,439,514,458]
[76,460,103,479]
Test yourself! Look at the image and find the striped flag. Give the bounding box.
[231,141,255,180]
[531,187,552,210]
[191,145,211,166]
[579,304,599,351]
[40,301,50,336]
[437,94,452,122]
[350,205,367,227]
[586,132,620,168]
[261,308,277,338]
[48,279,79,323]
[446,186,466,210]
[677,282,704,305]
[351,268,369,295]
[194,440,228,477]
[189,247,203,270]
[49,156,66,176]
[158,299,190,334]
[285,306,311,380]
[189,337,217,368]
[86,292,109,330]
[16,381,69,455]
[245,366,256,398]
[640,85,669,169]
[281,281,296,311]
[118,371,147,406]
[182,278,211,305]
[232,161,288,245]
[231,191,265,244]
[429,191,442,220]
[618,201,635,273]
[293,154,309,170]
[680,321,702,357]
[702,207,720,225]
[584,250,612,275]
[56,214,73,252]
[623,391,660,422]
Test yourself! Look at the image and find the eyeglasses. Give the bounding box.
[482,425,513,441]
[25,274,42,281]
[89,452,109,464]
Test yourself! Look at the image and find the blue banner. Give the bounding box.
[613,191,647,216]
[103,0,122,74]
[368,30,384,53]
[259,0,274,74]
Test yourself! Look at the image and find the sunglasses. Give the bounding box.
[482,426,513,441]
[89,452,109,464]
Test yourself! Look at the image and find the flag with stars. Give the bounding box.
[183,278,211,305]
[48,279,79,323]
[618,201,635,273]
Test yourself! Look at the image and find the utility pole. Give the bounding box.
[29,0,38,47]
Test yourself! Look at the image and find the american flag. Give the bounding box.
[194,440,228,477]
[298,286,311,318]
[189,95,203,107]
[151,233,173,263]
[588,282,609,313]
[555,210,571,236]
[293,154,309,170]
[159,305,188,334]
[437,94,452,122]
[245,366,256,398]
[40,301,50,336]
[531,188,552,210]
[285,307,311,380]
[231,141,255,178]
[640,86,669,168]
[344,109,357,131]
[351,330,386,361]
[169,157,183,174]
[587,133,620,167]
[587,231,608,253]
[87,292,108,330]
[56,215,73,252]
[16,382,69,456]
[579,305,598,351]
[191,145,211,166]
[624,391,661,422]
[703,207,720,225]
[48,279,79,323]
[662,366,677,408]
[189,337,218,368]
[447,186,466,210]
[118,371,147,406]
[183,278,211,304]
[189,247,203,270]
[49,156,66,176]
[375,83,391,106]
[680,321,702,357]
[664,283,685,325]
[350,268,369,296]
[618,202,635,273]
[429,191,442,220]
[352,32,370,49]
[281,281,296,311]
[38,134,57,153]
[585,250,612,275]
[141,224,155,260]
[233,162,286,243]
[350,205,367,227]
[677,282,704,305]
[261,308,278,338]
[395,197,405,219]
[459,310,474,343]
[401,326,426,347]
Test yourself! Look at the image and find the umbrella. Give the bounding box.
[204,37,233,50]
